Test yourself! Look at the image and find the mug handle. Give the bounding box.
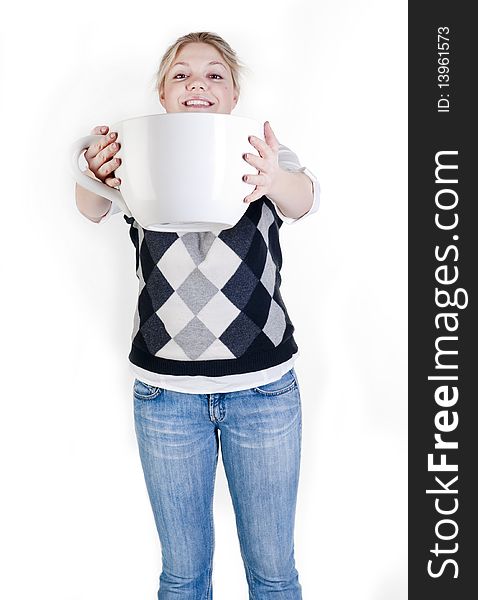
[70,135,132,217]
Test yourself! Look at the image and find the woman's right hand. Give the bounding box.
[84,125,121,187]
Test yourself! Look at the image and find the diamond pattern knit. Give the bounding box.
[124,196,298,377]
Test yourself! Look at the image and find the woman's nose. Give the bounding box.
[187,78,207,91]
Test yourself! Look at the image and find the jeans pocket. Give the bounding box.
[133,378,163,400]
[253,368,298,396]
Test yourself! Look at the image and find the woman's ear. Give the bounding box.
[232,88,239,109]
[158,87,165,109]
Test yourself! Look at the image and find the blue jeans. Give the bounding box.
[133,367,303,599]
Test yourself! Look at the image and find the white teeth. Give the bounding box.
[185,100,211,106]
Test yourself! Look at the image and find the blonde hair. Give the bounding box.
[154,32,247,100]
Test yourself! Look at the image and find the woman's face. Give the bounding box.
[160,42,239,114]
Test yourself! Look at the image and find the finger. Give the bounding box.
[90,125,109,135]
[89,140,120,173]
[97,156,121,180]
[244,194,264,204]
[243,184,265,202]
[264,121,280,152]
[86,126,110,158]
[243,173,267,186]
[84,129,117,161]
[243,152,265,172]
[96,140,120,164]
[105,175,121,188]
[248,134,272,159]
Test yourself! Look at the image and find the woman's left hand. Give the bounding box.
[242,121,281,203]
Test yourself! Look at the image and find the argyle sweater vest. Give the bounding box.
[123,196,298,377]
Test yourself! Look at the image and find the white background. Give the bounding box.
[0,1,407,598]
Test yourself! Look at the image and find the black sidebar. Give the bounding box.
[409,3,476,599]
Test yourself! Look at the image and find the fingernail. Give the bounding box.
[110,132,116,139]
[101,127,107,132]
[243,175,248,182]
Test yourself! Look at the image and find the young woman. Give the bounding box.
[76,31,319,600]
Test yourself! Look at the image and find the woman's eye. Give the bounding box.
[172,73,223,80]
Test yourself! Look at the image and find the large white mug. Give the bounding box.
[70,112,263,232]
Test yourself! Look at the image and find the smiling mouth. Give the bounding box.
[183,100,215,107]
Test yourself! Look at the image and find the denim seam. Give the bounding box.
[133,378,162,399]
[252,379,298,396]
[204,432,218,600]
[133,392,162,400]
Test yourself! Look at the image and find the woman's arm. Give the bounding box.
[266,169,314,219]
[75,169,113,222]
[75,125,121,223]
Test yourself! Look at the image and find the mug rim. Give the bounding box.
[112,111,261,128]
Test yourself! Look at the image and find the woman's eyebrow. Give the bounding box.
[172,61,227,71]
[208,61,227,70]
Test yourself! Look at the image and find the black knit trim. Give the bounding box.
[128,336,298,377]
